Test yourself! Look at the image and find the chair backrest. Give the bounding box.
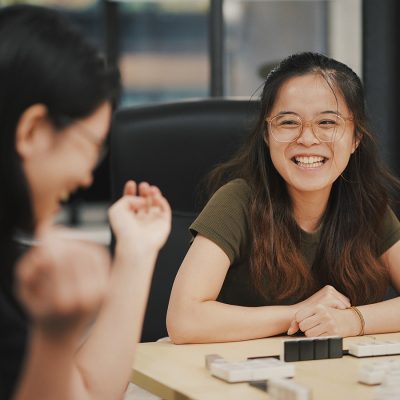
[110,98,260,342]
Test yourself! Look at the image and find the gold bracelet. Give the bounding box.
[349,306,365,336]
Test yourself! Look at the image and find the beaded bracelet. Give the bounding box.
[349,306,365,336]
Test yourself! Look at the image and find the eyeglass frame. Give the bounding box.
[53,114,109,167]
[265,112,354,143]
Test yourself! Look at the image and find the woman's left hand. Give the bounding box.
[287,304,361,337]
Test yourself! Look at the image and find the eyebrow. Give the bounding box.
[275,110,343,117]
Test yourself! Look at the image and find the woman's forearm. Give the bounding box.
[14,329,85,400]
[74,244,157,399]
[167,300,296,344]
[359,297,400,335]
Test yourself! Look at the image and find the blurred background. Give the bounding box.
[1,0,398,238]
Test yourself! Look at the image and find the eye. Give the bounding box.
[275,117,301,128]
[317,118,339,128]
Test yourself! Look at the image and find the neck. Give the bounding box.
[288,186,331,233]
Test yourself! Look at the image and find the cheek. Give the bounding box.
[330,140,354,173]
[268,142,291,175]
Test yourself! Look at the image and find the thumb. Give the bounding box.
[287,319,299,335]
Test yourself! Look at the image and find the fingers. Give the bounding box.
[126,196,148,212]
[292,305,339,337]
[109,181,171,250]
[150,192,171,215]
[287,319,299,335]
[127,181,169,215]
[123,180,137,196]
[118,181,166,213]
[295,308,322,332]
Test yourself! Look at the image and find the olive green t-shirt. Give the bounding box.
[190,179,400,306]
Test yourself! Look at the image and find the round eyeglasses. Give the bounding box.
[56,114,108,167]
[266,113,353,143]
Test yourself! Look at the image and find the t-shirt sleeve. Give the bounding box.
[190,179,250,263]
[379,207,400,255]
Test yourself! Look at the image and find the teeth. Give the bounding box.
[295,156,324,164]
[60,191,70,202]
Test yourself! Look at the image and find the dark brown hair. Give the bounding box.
[207,52,399,305]
[0,5,121,273]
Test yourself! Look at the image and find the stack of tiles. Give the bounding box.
[281,337,343,362]
[348,340,400,358]
[268,378,311,400]
[358,359,400,385]
[205,354,295,383]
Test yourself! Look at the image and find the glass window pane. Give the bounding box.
[224,0,328,97]
[117,0,209,106]
[1,0,97,10]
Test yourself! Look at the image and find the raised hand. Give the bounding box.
[16,231,110,340]
[108,180,172,254]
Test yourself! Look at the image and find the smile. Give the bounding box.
[292,156,327,168]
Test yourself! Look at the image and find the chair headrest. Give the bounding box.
[110,98,260,212]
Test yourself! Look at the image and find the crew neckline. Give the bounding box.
[299,226,322,244]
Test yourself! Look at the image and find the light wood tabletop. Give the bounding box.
[131,332,400,400]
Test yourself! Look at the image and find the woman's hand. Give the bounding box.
[296,285,351,311]
[16,232,110,340]
[287,285,352,336]
[287,304,361,337]
[109,180,171,254]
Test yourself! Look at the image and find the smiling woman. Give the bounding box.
[167,52,400,345]
[266,73,358,201]
[20,102,112,223]
[0,4,171,400]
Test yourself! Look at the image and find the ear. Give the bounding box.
[15,104,51,159]
[351,130,362,154]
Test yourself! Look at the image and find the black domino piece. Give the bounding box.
[314,338,329,360]
[299,339,314,361]
[328,337,343,359]
[283,340,299,362]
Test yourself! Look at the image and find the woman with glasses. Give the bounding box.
[167,52,400,343]
[0,5,171,399]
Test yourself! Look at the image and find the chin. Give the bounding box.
[286,175,333,193]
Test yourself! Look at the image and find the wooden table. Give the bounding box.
[131,333,400,399]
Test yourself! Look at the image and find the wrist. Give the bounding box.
[345,307,365,336]
[114,243,158,270]
[115,239,158,257]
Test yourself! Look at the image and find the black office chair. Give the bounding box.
[109,98,260,342]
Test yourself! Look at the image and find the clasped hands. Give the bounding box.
[287,285,361,338]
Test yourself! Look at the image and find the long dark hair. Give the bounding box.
[207,52,399,305]
[0,5,121,270]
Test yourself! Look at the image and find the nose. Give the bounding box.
[296,122,320,146]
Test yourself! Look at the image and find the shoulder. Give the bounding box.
[210,178,251,206]
[379,207,400,255]
[190,179,251,262]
